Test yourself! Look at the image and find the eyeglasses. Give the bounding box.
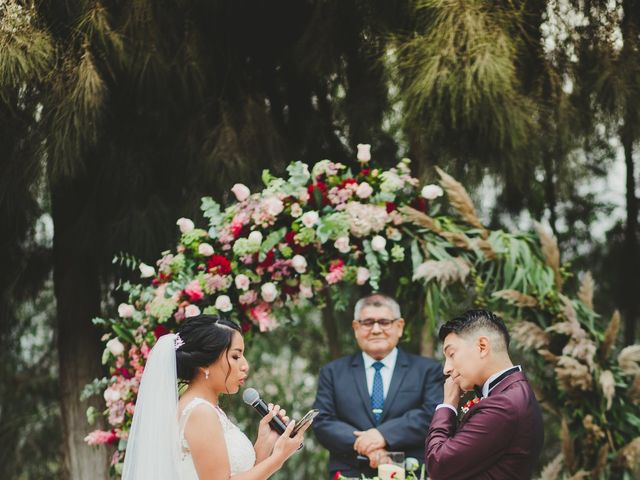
[357,318,398,329]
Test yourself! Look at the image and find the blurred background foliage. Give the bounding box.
[1,0,639,478]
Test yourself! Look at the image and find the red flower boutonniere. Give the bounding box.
[460,396,481,414]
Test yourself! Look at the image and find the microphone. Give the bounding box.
[242,388,288,435]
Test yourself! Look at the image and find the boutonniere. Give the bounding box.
[460,397,481,414]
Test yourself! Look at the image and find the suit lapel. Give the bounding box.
[351,353,376,424]
[380,349,409,422]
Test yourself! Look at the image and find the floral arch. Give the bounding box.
[86,148,640,478]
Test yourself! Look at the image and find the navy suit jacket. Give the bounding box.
[313,349,443,476]
[425,371,544,479]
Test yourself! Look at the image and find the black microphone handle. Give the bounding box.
[252,399,288,434]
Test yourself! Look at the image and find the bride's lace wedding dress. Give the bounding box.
[178,397,256,479]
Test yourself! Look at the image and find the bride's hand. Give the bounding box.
[254,403,289,463]
[271,419,310,465]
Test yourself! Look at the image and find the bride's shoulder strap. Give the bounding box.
[180,397,217,419]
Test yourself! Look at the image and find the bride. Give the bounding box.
[122,314,310,479]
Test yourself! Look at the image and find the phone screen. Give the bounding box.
[291,409,319,436]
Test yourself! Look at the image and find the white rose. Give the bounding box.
[103,387,120,403]
[235,274,250,291]
[301,211,319,228]
[291,255,308,274]
[184,304,201,317]
[356,267,370,285]
[248,231,263,244]
[334,236,351,254]
[290,203,303,218]
[421,184,444,200]
[356,182,373,199]
[106,338,125,356]
[118,303,135,318]
[371,235,387,252]
[176,217,195,234]
[231,183,251,202]
[264,197,284,216]
[198,242,214,256]
[356,143,371,162]
[139,262,155,278]
[261,282,278,303]
[214,295,233,312]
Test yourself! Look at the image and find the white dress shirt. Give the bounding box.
[362,348,398,398]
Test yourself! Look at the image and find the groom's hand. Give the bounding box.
[353,428,386,456]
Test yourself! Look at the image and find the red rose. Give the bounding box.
[333,471,342,480]
[340,178,358,188]
[153,325,170,339]
[258,250,276,269]
[307,181,328,206]
[115,367,133,379]
[360,168,370,176]
[240,321,253,334]
[207,255,232,275]
[385,201,396,213]
[410,197,428,212]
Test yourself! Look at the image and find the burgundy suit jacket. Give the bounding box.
[425,372,543,479]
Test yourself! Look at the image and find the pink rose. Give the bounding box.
[215,295,233,312]
[235,274,250,291]
[334,236,350,253]
[356,267,370,285]
[264,197,284,216]
[239,290,258,305]
[299,284,313,298]
[301,211,319,228]
[184,304,201,317]
[356,182,373,199]
[184,280,204,302]
[176,217,195,233]
[261,282,278,302]
[118,303,135,318]
[231,183,251,201]
[291,255,307,273]
[198,242,214,256]
[357,144,371,163]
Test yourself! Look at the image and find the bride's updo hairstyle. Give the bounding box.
[175,314,241,382]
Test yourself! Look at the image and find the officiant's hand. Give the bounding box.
[254,404,290,463]
[353,428,386,456]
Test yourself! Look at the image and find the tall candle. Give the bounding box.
[378,463,405,480]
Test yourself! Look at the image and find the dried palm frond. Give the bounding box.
[601,310,620,360]
[628,374,640,404]
[593,442,609,477]
[441,231,472,249]
[578,272,594,309]
[583,415,606,442]
[567,471,590,479]
[472,238,497,260]
[617,437,640,471]
[538,349,560,364]
[399,206,442,233]
[556,356,593,392]
[599,370,616,410]
[412,257,471,286]
[561,416,576,472]
[618,345,640,376]
[511,321,549,351]
[533,221,562,289]
[436,167,488,238]
[493,289,538,307]
[537,453,562,480]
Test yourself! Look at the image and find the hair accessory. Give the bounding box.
[174,333,185,350]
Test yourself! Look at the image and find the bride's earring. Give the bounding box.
[205,369,209,380]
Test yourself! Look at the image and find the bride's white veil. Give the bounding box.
[122,333,180,479]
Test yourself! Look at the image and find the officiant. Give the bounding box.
[313,293,443,479]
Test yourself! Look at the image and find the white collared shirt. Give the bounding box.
[362,348,398,398]
[481,365,522,397]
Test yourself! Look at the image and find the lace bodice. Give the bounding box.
[178,397,256,478]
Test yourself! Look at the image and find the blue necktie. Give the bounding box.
[371,361,384,425]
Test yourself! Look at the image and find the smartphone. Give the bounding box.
[291,409,319,437]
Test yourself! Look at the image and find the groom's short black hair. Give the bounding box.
[438,309,510,349]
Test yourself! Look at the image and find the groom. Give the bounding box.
[313,293,442,479]
[425,309,544,479]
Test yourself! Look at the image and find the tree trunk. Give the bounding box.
[621,124,639,345]
[52,178,109,479]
